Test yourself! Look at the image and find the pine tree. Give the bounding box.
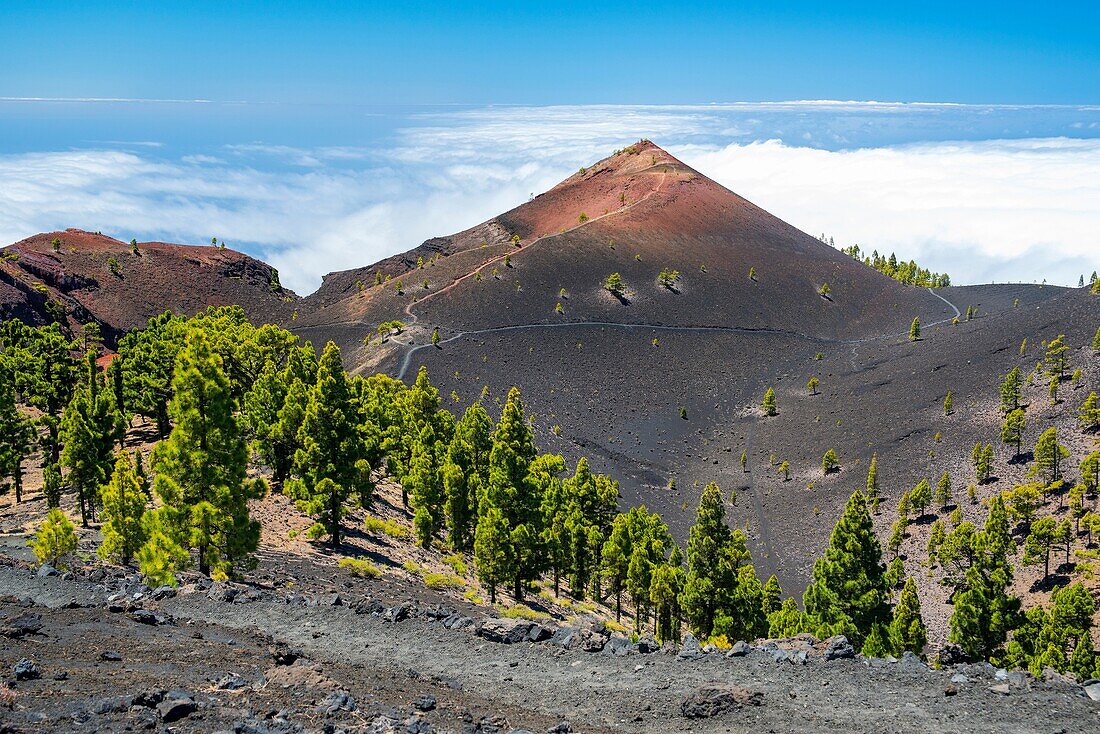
[287,342,372,550]
[999,367,1022,414]
[4,322,78,465]
[908,317,921,342]
[889,578,927,656]
[1023,517,1057,580]
[473,505,512,604]
[1001,408,1026,458]
[821,449,840,474]
[762,574,782,616]
[443,402,492,550]
[1044,334,1070,379]
[1078,392,1100,432]
[1082,451,1100,492]
[803,490,888,645]
[762,387,777,416]
[948,496,1019,661]
[98,451,147,565]
[1093,326,1100,351]
[807,376,819,395]
[866,453,879,503]
[136,509,189,587]
[909,479,932,517]
[935,471,953,510]
[0,359,36,504]
[480,387,540,600]
[1032,427,1069,485]
[768,597,810,638]
[943,391,953,415]
[680,483,738,637]
[740,451,748,472]
[649,561,683,642]
[927,519,946,565]
[152,330,265,576]
[30,508,78,568]
[406,424,445,547]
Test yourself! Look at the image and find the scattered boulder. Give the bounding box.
[157,692,197,723]
[548,723,572,734]
[1,612,43,638]
[604,635,636,657]
[413,694,437,712]
[13,658,40,681]
[897,651,929,673]
[1083,678,1100,702]
[268,643,299,666]
[677,633,705,661]
[92,695,134,714]
[823,636,855,661]
[937,644,970,667]
[636,634,660,654]
[582,633,608,653]
[726,641,751,658]
[383,602,414,623]
[527,623,553,642]
[317,690,357,714]
[989,683,1011,696]
[207,582,238,603]
[149,585,177,601]
[550,626,582,649]
[479,618,533,644]
[681,685,763,718]
[213,673,250,691]
[36,564,59,578]
[100,650,123,662]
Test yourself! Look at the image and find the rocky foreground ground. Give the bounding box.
[1,558,1098,734]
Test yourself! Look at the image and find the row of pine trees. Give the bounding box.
[1,308,1097,673]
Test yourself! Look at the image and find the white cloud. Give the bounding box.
[1,104,1098,294]
[675,138,1100,286]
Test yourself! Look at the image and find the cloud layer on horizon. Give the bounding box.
[1,104,1098,294]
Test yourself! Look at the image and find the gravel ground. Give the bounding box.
[2,564,1097,734]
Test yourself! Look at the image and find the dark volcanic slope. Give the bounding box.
[289,142,1100,606]
[0,229,298,344]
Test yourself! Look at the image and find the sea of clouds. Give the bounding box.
[1,102,1097,293]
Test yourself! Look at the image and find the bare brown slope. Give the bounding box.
[0,229,298,344]
[295,140,945,370]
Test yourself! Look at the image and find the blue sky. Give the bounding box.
[4,2,1099,104]
[1,5,1098,292]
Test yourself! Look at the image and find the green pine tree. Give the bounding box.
[888,577,927,656]
[98,451,147,565]
[286,341,373,550]
[908,317,921,342]
[443,402,492,550]
[30,507,78,568]
[762,387,777,416]
[1031,427,1069,485]
[151,330,265,576]
[473,505,512,604]
[803,490,888,646]
[999,367,1022,414]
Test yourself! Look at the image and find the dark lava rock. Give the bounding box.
[317,690,357,714]
[549,626,581,649]
[13,658,40,680]
[548,723,572,733]
[1,612,43,638]
[604,635,636,657]
[269,644,299,666]
[582,634,608,653]
[636,634,660,654]
[36,564,59,578]
[132,689,166,708]
[129,609,161,625]
[383,602,414,623]
[157,693,197,723]
[207,582,238,603]
[823,635,855,661]
[726,640,751,657]
[676,633,705,661]
[214,673,250,691]
[527,623,553,642]
[898,651,929,673]
[937,643,970,667]
[413,694,437,712]
[681,685,763,718]
[92,695,134,714]
[477,618,533,644]
[100,650,123,662]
